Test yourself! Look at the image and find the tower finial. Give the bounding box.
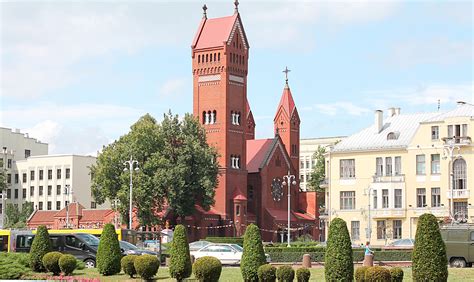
[282,66,291,87]
[234,0,239,13]
[202,4,207,18]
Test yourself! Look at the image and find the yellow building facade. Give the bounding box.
[323,103,473,246]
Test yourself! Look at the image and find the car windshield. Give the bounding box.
[231,244,243,251]
[76,234,100,246]
[120,241,138,251]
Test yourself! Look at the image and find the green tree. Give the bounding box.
[0,169,6,193]
[325,218,353,281]
[4,202,34,228]
[241,224,266,282]
[91,112,219,227]
[169,224,192,281]
[308,146,326,192]
[412,213,448,281]
[96,223,122,275]
[29,225,52,272]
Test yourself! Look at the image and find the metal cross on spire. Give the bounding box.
[234,0,239,13]
[283,66,291,85]
[202,4,208,18]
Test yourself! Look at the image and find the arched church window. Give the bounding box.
[218,53,221,61]
[206,54,208,62]
[247,185,254,202]
[198,55,200,63]
[202,111,206,124]
[210,53,213,62]
[237,112,241,125]
[453,159,467,190]
[213,53,216,62]
[213,110,217,124]
[230,155,235,168]
[236,205,240,216]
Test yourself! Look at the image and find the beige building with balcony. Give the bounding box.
[324,102,473,245]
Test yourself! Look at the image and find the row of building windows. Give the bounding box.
[375,156,402,176]
[36,200,69,211]
[350,219,403,241]
[14,168,71,182]
[202,111,217,125]
[197,52,221,64]
[230,52,245,65]
[4,185,68,199]
[300,157,316,170]
[430,124,469,141]
[416,154,441,175]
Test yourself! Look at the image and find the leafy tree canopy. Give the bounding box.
[91,112,219,227]
[4,202,34,228]
[308,146,326,192]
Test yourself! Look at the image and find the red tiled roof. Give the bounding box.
[274,84,296,120]
[293,211,315,221]
[81,209,113,222]
[54,203,85,217]
[246,139,273,173]
[192,14,237,49]
[28,210,56,224]
[265,208,298,222]
[233,188,247,201]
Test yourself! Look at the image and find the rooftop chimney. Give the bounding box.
[375,110,383,133]
[394,107,400,115]
[388,107,395,117]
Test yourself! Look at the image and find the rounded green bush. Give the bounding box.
[390,267,404,282]
[276,265,295,282]
[134,254,160,280]
[59,254,77,275]
[324,218,353,281]
[354,266,369,282]
[42,251,63,275]
[241,224,266,282]
[29,225,52,272]
[121,255,138,278]
[258,264,276,282]
[296,267,311,282]
[365,266,390,282]
[412,213,448,282]
[97,223,122,275]
[169,225,192,281]
[192,256,222,282]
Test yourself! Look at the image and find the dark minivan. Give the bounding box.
[13,232,98,268]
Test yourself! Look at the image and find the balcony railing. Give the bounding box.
[371,208,406,218]
[372,174,405,183]
[442,136,471,146]
[446,189,470,199]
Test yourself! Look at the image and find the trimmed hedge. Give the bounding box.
[169,225,192,281]
[204,236,244,246]
[276,265,295,282]
[241,224,267,282]
[97,223,122,275]
[390,267,404,282]
[258,264,276,282]
[192,256,222,282]
[135,254,159,280]
[42,252,63,275]
[29,225,52,272]
[0,253,30,279]
[266,250,412,263]
[325,218,353,281]
[296,267,311,282]
[121,255,138,278]
[355,266,369,282]
[365,266,390,282]
[412,213,448,282]
[59,254,77,275]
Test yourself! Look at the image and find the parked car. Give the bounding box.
[189,240,211,252]
[386,238,415,248]
[440,225,474,268]
[13,232,98,268]
[229,243,271,263]
[191,243,242,265]
[119,240,159,256]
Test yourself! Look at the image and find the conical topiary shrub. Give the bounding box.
[412,213,448,281]
[96,223,122,275]
[29,225,52,272]
[241,224,266,282]
[169,224,192,281]
[325,218,353,281]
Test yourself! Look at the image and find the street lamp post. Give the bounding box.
[123,156,139,230]
[1,192,7,228]
[366,187,374,241]
[442,138,461,222]
[64,184,72,228]
[282,171,297,248]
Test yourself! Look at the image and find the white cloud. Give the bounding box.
[312,102,371,116]
[159,77,188,98]
[23,120,62,152]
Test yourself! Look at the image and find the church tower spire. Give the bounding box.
[274,67,300,172]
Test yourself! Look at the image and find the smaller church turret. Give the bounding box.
[274,67,300,174]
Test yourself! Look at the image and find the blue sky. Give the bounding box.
[1,0,472,155]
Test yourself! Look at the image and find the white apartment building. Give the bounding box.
[299,137,345,191]
[1,127,104,228]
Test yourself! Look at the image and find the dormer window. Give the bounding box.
[387,132,399,140]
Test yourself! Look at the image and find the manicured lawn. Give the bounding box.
[26,266,474,281]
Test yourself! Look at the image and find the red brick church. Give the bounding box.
[176,2,321,242]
